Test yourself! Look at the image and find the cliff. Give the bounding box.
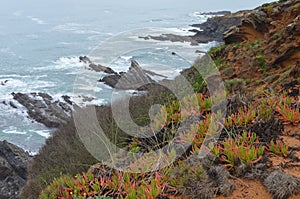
[18,0,300,199]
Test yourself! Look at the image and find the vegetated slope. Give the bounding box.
[20,0,300,199]
[211,0,299,93]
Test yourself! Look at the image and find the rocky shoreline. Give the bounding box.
[2,1,300,198]
[1,10,248,131]
[141,10,249,45]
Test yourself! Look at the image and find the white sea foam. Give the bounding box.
[3,127,27,135]
[27,16,46,25]
[30,130,51,138]
[120,56,133,61]
[35,56,86,71]
[58,42,73,45]
[72,95,106,107]
[30,80,56,90]
[161,27,196,36]
[51,23,100,34]
[0,48,16,57]
[53,56,85,68]
[13,11,22,17]
[26,34,39,39]
[76,85,103,93]
[0,78,27,88]
[189,12,216,20]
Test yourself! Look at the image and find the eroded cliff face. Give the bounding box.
[211,0,300,93]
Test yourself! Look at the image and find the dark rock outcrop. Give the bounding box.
[0,140,31,199]
[141,34,199,46]
[99,74,122,88]
[141,11,246,45]
[198,11,231,16]
[191,10,248,43]
[11,92,72,128]
[79,56,116,74]
[99,60,156,90]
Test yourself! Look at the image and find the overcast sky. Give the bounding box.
[3,0,276,13]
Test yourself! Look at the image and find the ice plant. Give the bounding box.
[267,139,290,157]
[276,103,300,125]
[211,132,264,169]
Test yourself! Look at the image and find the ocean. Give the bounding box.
[0,0,273,154]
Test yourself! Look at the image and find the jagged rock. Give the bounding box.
[142,10,246,45]
[192,11,247,43]
[223,9,269,44]
[11,92,72,128]
[199,11,232,16]
[224,0,300,55]
[99,74,122,88]
[79,56,116,74]
[99,60,155,90]
[141,34,199,46]
[0,140,31,199]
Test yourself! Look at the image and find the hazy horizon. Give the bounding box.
[2,0,275,14]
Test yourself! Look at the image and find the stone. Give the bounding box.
[0,141,31,199]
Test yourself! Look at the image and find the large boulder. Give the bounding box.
[0,141,31,199]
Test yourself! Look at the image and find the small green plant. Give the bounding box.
[276,96,300,125]
[213,57,229,70]
[40,175,70,199]
[270,29,284,41]
[42,171,176,199]
[208,44,227,57]
[257,99,274,120]
[211,132,264,169]
[226,105,257,127]
[266,139,290,157]
[254,55,268,75]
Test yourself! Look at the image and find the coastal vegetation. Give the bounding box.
[19,0,300,198]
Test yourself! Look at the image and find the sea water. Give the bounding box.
[0,0,273,154]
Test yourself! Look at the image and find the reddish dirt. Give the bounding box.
[214,178,300,199]
[214,179,272,199]
[281,135,300,148]
[284,125,300,137]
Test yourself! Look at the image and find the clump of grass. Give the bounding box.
[171,160,235,199]
[264,170,300,199]
[254,55,268,75]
